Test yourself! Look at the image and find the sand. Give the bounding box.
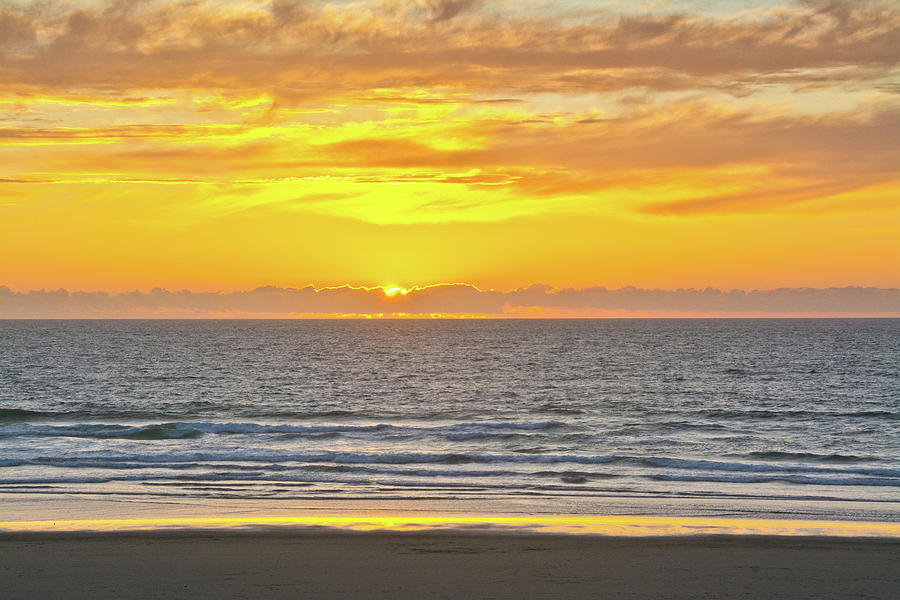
[2,531,898,599]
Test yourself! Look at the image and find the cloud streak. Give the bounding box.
[2,284,898,318]
[3,1,898,222]
[2,1,897,96]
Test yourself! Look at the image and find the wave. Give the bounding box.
[251,410,357,419]
[0,423,207,440]
[532,470,621,482]
[0,420,566,440]
[739,451,880,463]
[531,404,586,415]
[636,456,900,478]
[446,432,524,441]
[0,408,61,421]
[7,407,893,424]
[0,474,628,498]
[654,420,728,431]
[277,432,343,440]
[3,467,894,492]
[695,409,899,421]
[650,473,900,487]
[6,451,898,479]
[0,464,525,485]
[3,451,615,469]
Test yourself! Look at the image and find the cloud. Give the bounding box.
[0,9,35,49]
[2,284,898,318]
[1,1,897,98]
[3,97,897,221]
[425,0,482,23]
[2,0,898,226]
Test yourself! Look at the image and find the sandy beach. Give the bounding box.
[2,531,898,599]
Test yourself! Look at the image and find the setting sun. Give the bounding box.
[384,287,409,297]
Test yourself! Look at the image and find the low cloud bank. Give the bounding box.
[2,284,899,318]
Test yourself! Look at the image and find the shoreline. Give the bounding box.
[3,513,900,538]
[3,530,898,599]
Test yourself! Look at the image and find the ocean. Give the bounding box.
[1,319,898,525]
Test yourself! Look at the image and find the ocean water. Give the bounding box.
[1,319,898,523]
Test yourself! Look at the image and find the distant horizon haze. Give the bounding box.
[2,283,898,318]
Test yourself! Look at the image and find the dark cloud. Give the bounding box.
[269,1,314,25]
[426,0,482,23]
[2,284,898,317]
[1,0,896,97]
[0,9,36,49]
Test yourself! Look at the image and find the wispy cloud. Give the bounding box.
[3,1,897,95]
[1,1,897,290]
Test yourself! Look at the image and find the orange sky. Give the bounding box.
[1,0,899,301]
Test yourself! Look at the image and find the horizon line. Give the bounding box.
[2,283,899,319]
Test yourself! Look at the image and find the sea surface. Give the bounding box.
[1,319,898,523]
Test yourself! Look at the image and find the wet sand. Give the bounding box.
[2,531,899,599]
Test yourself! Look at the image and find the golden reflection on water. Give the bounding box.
[1,515,899,537]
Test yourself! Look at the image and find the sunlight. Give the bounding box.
[3,515,899,537]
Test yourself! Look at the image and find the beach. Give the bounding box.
[3,530,899,599]
[3,319,898,598]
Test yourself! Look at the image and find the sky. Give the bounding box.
[1,0,899,316]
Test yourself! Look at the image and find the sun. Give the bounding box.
[384,287,409,297]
